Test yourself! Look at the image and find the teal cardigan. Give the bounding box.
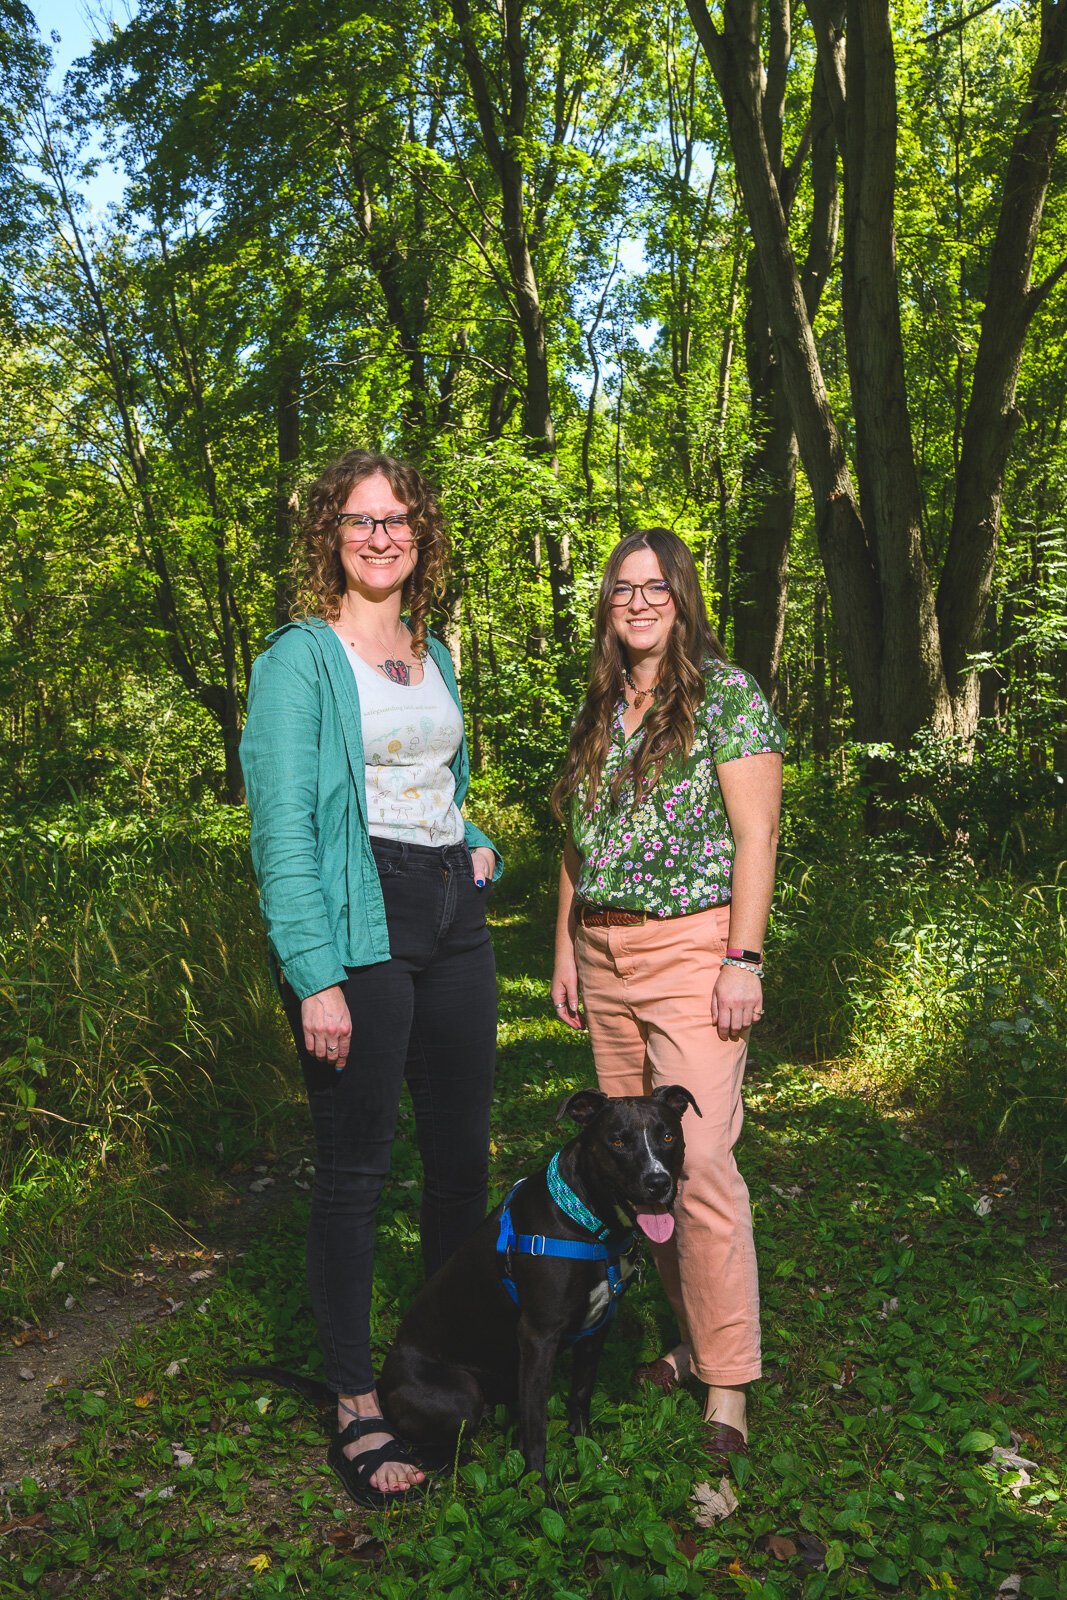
[239,618,500,1000]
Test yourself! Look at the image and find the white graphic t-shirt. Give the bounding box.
[346,648,465,846]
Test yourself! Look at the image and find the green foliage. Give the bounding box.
[0,811,294,1315]
[770,761,1067,1163]
[0,846,1064,1596]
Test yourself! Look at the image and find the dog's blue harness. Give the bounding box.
[495,1152,638,1343]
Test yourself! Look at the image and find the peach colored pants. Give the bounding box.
[575,902,760,1385]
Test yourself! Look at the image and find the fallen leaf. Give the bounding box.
[691,1476,738,1528]
[996,1577,1022,1598]
[63,1295,75,1310]
[50,1261,66,1280]
[10,1328,57,1348]
[974,1195,993,1217]
[255,1396,271,1413]
[796,1532,827,1568]
[17,1367,34,1382]
[170,1445,194,1469]
[325,1529,385,1562]
[990,1446,1038,1472]
[248,1177,274,1194]
[727,1557,745,1575]
[839,1360,857,1386]
[247,1554,271,1573]
[0,1512,48,1535]
[188,1269,214,1283]
[760,1534,798,1561]
[164,1361,183,1379]
[134,1391,155,1408]
[674,1531,698,1560]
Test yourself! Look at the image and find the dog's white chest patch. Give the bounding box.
[580,1251,637,1331]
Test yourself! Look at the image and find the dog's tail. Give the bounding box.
[229,1363,334,1409]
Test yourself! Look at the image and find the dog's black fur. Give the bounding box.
[379,1084,700,1485]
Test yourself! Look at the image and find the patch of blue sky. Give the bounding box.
[31,0,127,213]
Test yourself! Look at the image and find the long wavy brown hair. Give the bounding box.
[292,449,449,658]
[552,529,726,818]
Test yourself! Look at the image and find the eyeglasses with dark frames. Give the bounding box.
[608,579,673,607]
[336,513,415,546]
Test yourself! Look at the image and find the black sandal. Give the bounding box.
[326,1413,426,1510]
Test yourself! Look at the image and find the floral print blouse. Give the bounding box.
[571,662,786,916]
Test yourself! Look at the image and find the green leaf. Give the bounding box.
[956,1429,996,1453]
[868,1555,901,1587]
[539,1507,566,1542]
[824,1541,846,1572]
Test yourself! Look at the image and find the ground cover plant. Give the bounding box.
[1,805,1064,1598]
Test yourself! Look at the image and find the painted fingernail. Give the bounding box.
[475,878,485,888]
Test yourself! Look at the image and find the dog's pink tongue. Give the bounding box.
[636,1209,675,1243]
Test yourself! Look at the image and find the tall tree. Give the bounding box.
[685,0,1067,745]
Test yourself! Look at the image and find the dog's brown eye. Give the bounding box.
[662,1133,674,1143]
[610,1138,625,1148]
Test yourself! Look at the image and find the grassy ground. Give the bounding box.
[2,885,1064,1599]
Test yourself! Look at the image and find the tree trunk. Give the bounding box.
[731,267,796,703]
[448,0,575,654]
[275,346,301,628]
[686,0,885,736]
[842,1,949,744]
[937,0,1067,734]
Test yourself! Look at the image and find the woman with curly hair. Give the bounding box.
[240,450,499,1508]
[551,529,783,1469]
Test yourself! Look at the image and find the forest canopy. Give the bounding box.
[1,0,1065,814]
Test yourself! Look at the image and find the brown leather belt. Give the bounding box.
[578,904,647,928]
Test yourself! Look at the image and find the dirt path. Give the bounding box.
[0,1164,302,1492]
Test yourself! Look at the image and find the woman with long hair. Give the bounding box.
[551,528,784,1465]
[240,450,499,1508]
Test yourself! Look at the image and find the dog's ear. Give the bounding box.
[653,1084,702,1119]
[557,1088,608,1125]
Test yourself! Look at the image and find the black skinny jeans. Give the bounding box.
[280,835,497,1396]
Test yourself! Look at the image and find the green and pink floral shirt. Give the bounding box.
[571,662,786,916]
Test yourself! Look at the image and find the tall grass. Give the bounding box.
[0,813,295,1314]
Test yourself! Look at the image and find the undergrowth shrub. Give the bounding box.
[770,770,1067,1168]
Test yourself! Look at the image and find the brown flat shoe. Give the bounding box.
[635,1356,682,1396]
[702,1421,749,1466]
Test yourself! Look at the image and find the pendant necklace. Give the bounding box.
[337,615,413,685]
[623,666,657,710]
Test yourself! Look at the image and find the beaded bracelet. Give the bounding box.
[721,955,765,978]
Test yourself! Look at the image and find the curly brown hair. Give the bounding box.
[551,529,726,819]
[292,449,449,658]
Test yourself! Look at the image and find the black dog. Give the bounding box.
[379,1084,700,1486]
